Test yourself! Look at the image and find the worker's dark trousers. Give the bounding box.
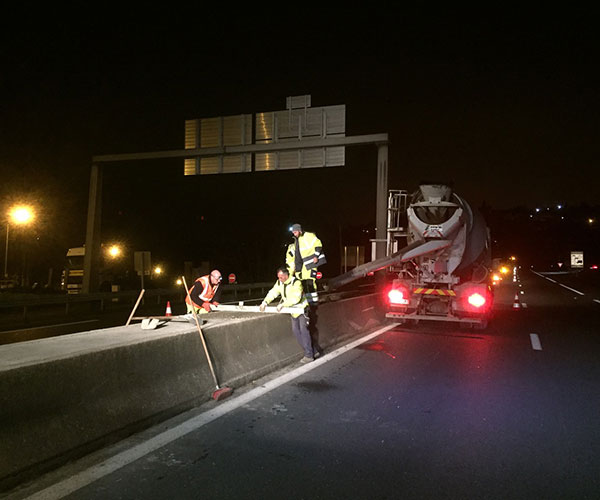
[301,279,318,305]
[291,314,314,358]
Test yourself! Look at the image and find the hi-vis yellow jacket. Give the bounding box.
[262,275,308,318]
[286,231,326,280]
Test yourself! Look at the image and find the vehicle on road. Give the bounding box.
[60,246,85,294]
[329,184,494,329]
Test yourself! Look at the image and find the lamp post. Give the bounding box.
[4,205,35,278]
[3,223,9,278]
[104,243,124,292]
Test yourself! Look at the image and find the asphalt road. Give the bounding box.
[10,268,600,500]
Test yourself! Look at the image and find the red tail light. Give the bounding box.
[388,288,409,305]
[467,292,486,308]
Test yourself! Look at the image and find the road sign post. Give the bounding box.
[134,251,151,289]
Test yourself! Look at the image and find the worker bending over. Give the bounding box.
[185,269,222,317]
[260,266,318,364]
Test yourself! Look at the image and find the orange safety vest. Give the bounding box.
[185,275,220,309]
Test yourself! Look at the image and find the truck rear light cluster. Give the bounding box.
[460,286,493,314]
[388,287,409,305]
[467,292,487,308]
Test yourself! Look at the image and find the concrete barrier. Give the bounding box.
[0,293,385,491]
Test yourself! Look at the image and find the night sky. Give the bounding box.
[1,8,598,283]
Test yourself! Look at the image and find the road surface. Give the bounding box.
[8,268,600,499]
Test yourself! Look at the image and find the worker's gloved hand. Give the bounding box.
[202,302,212,312]
[276,304,284,312]
[212,301,220,307]
[259,302,266,312]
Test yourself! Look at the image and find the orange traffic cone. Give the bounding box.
[165,301,172,317]
[512,293,521,310]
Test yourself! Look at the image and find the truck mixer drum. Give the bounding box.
[470,263,489,283]
[411,184,460,225]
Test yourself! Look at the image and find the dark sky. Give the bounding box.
[1,7,598,279]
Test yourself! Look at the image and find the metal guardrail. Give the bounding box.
[0,283,277,320]
[0,290,148,318]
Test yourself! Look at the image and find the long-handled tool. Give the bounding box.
[213,303,305,314]
[126,289,145,326]
[182,276,233,401]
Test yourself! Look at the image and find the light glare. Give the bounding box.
[468,293,486,308]
[108,245,121,258]
[388,288,409,305]
[9,205,35,225]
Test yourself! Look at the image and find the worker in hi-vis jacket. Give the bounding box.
[260,266,318,364]
[285,223,326,306]
[184,269,222,318]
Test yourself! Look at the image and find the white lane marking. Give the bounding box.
[532,270,556,283]
[594,299,600,305]
[24,322,399,500]
[530,333,542,351]
[558,283,585,296]
[2,320,99,334]
[532,270,551,280]
[361,306,375,312]
[532,270,585,295]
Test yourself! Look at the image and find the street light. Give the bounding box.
[106,244,122,259]
[4,205,36,278]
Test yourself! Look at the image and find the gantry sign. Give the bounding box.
[183,95,346,175]
[83,95,388,293]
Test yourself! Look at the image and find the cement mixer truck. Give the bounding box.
[328,183,493,329]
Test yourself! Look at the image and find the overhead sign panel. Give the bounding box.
[183,95,345,175]
[254,100,345,171]
[184,114,253,175]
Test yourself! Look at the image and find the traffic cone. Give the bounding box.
[512,293,521,310]
[165,301,172,317]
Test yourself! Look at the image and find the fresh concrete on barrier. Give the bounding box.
[0,294,384,493]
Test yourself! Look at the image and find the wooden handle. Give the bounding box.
[126,289,145,326]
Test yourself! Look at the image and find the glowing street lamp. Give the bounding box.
[107,244,122,259]
[153,266,162,275]
[10,206,35,225]
[4,205,36,278]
